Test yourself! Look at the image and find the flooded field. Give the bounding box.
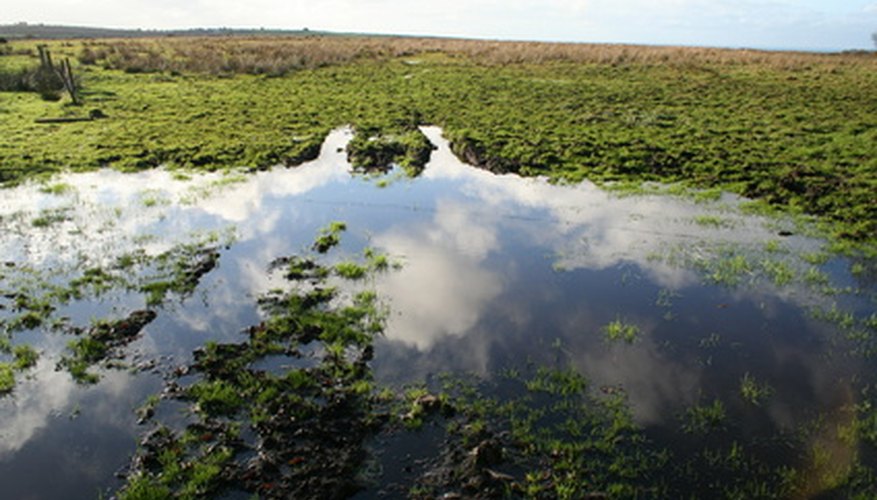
[1,128,875,498]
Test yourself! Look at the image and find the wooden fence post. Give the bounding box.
[60,58,80,105]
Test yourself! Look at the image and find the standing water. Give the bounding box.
[0,128,874,497]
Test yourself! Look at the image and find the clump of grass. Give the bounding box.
[760,259,795,287]
[38,182,73,195]
[0,362,15,393]
[313,221,346,253]
[682,399,727,434]
[334,261,368,280]
[697,251,753,287]
[740,373,773,406]
[0,63,65,100]
[187,379,244,415]
[346,123,433,176]
[12,344,38,369]
[31,208,69,228]
[603,317,641,344]
[763,240,785,254]
[693,215,732,229]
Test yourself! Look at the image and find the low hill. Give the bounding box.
[0,23,320,40]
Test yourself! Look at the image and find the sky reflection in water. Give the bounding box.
[0,126,872,496]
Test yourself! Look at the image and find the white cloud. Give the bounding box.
[4,0,876,48]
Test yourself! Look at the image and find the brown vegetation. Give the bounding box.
[77,35,877,75]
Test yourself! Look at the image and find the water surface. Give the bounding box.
[0,127,874,497]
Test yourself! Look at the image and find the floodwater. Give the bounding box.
[0,128,874,497]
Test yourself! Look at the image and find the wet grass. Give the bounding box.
[0,230,232,387]
[1,37,875,251]
[602,317,641,344]
[682,399,727,434]
[313,221,346,254]
[346,123,434,176]
[740,372,774,406]
[0,362,14,393]
[119,227,391,498]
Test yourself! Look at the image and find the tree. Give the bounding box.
[873,32,877,48]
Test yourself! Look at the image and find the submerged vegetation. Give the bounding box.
[107,227,877,498]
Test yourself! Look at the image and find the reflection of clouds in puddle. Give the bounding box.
[0,124,865,476]
[0,129,352,269]
[194,129,351,226]
[578,339,701,425]
[420,126,810,290]
[0,349,137,458]
[374,201,503,350]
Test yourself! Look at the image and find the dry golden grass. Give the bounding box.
[77,35,877,75]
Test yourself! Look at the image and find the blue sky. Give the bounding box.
[3,0,877,50]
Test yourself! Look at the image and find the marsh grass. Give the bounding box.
[76,36,877,76]
[740,372,773,406]
[683,399,727,434]
[603,317,641,344]
[2,36,876,247]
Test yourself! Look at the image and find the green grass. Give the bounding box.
[12,344,38,369]
[697,251,753,287]
[760,259,795,287]
[1,38,876,250]
[313,221,346,253]
[693,215,733,229]
[603,317,641,344]
[740,372,773,406]
[0,362,15,393]
[682,399,727,434]
[334,261,368,280]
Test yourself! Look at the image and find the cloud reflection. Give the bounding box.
[374,200,503,350]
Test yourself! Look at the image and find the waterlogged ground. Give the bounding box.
[1,128,876,498]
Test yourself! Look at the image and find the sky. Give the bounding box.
[3,0,877,51]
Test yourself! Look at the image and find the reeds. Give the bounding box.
[77,35,877,76]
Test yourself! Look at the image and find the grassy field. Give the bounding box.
[1,36,875,246]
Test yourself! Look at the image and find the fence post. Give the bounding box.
[60,58,80,105]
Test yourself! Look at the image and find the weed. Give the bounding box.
[760,259,795,287]
[12,344,37,369]
[683,399,727,434]
[31,208,69,228]
[693,215,732,229]
[38,182,73,195]
[0,362,14,392]
[313,221,346,253]
[740,373,773,406]
[334,261,367,280]
[697,251,753,287]
[603,317,641,344]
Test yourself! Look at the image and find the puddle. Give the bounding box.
[0,127,874,496]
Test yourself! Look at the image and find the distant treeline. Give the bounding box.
[0,23,321,40]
